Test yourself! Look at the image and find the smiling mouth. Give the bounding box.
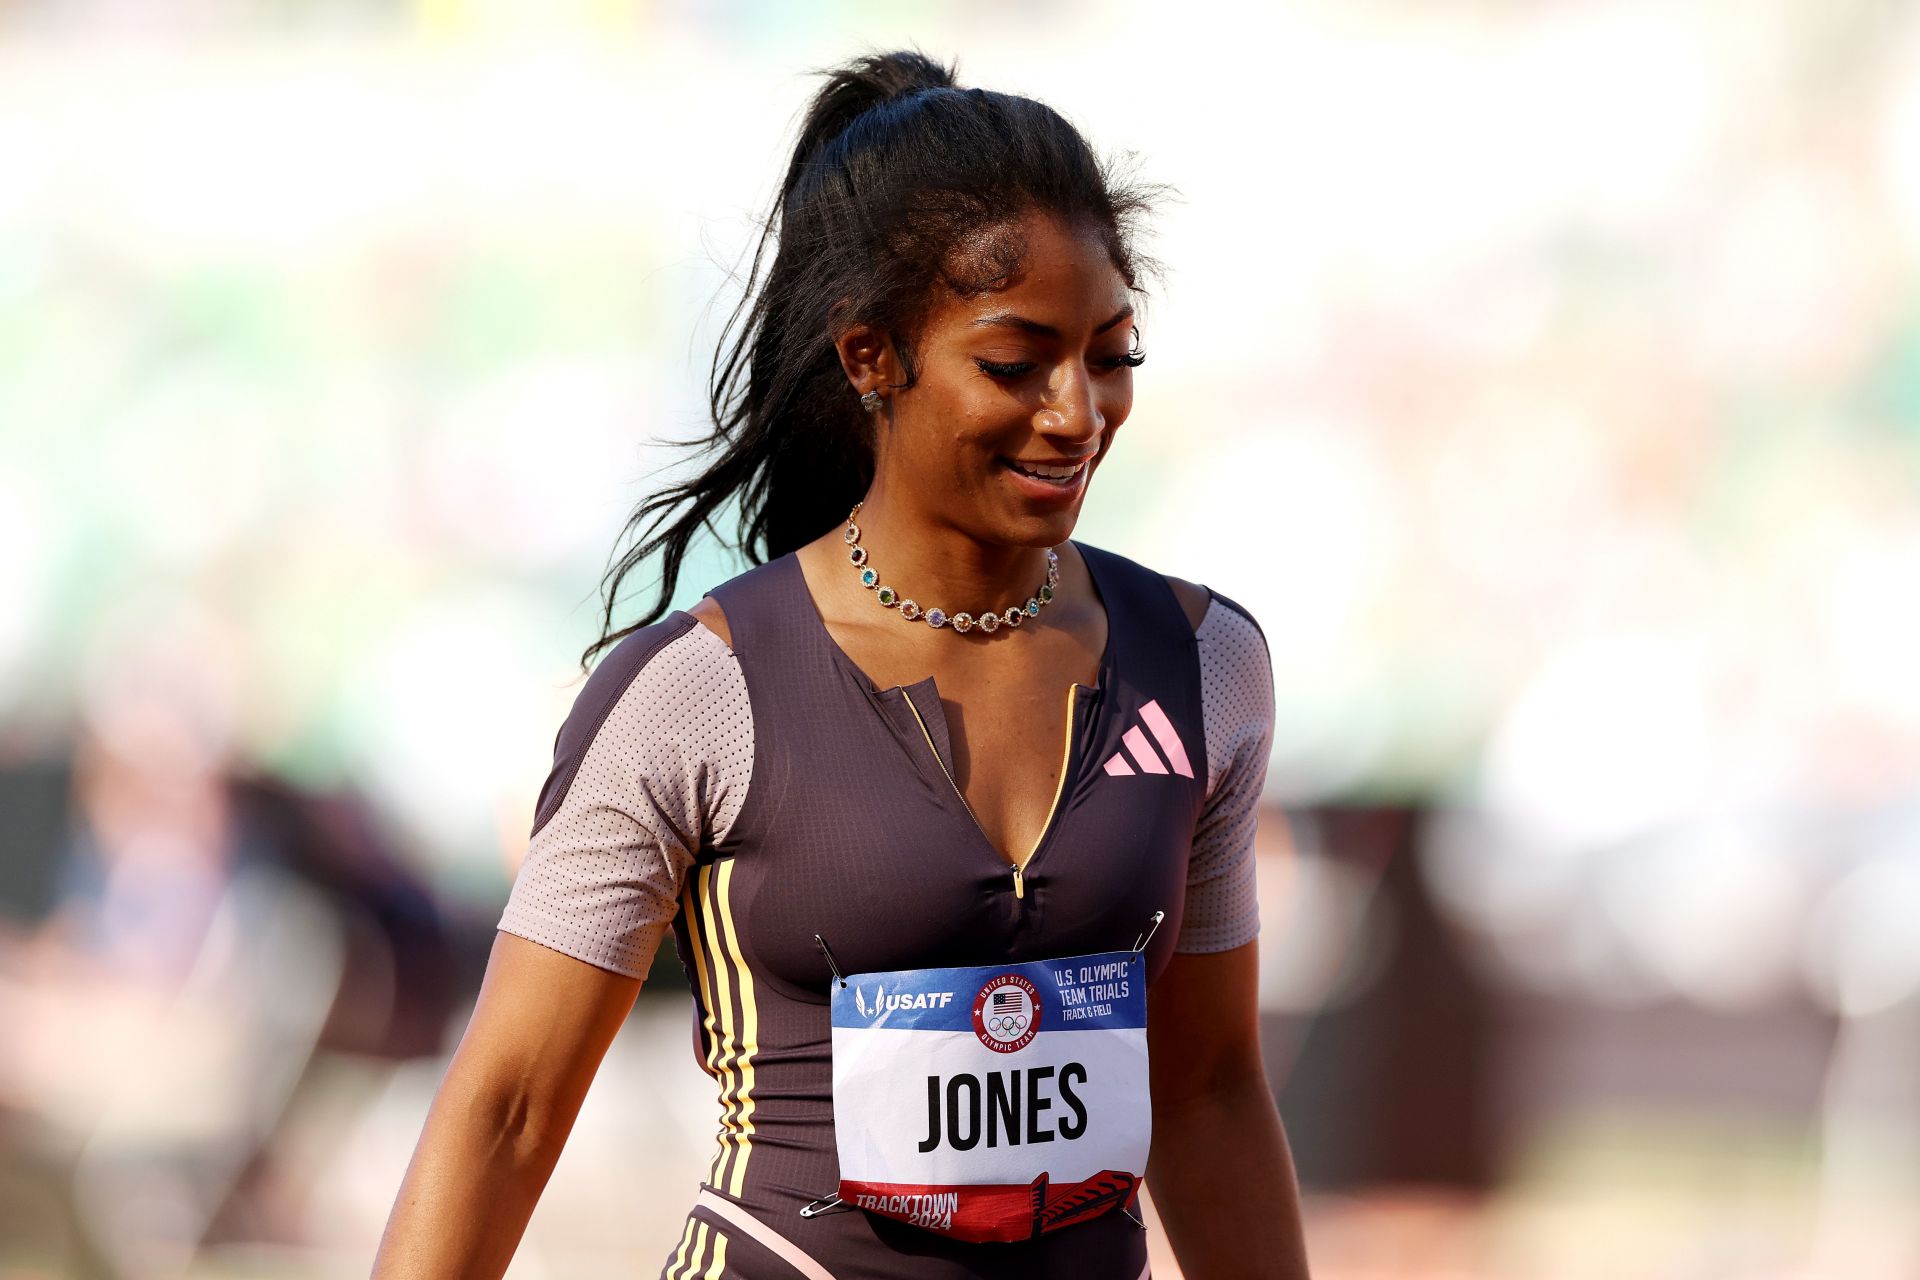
[1000,457,1089,483]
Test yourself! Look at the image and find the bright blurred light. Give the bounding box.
[1826,528,1920,729]
[0,465,57,709]
[1596,822,1808,1010]
[1480,632,1716,850]
[1804,855,1920,1018]
[1256,844,1397,1016]
[344,584,566,891]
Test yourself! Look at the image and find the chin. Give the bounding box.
[1007,508,1080,545]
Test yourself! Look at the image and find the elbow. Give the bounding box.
[1152,1041,1271,1114]
[441,1067,572,1167]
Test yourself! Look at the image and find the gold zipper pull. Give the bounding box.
[1012,864,1025,899]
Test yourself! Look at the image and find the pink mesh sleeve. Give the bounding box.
[1175,594,1275,955]
[496,620,753,978]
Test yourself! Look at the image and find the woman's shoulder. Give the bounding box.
[1184,582,1274,794]
[532,613,749,838]
[1069,545,1273,792]
[687,595,733,649]
[1062,539,1193,628]
[1068,537,1263,642]
[682,547,810,649]
[507,610,750,978]
[572,609,736,729]
[1191,583,1266,651]
[1160,572,1211,633]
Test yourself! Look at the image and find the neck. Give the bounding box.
[850,487,1055,612]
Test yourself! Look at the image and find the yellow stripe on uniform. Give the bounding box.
[712,858,760,1196]
[702,1226,729,1278]
[663,1217,697,1280]
[681,869,729,1187]
[699,860,743,1188]
[682,859,762,1197]
[672,1220,710,1280]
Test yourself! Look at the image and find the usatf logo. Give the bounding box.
[854,984,955,1019]
[970,973,1040,1052]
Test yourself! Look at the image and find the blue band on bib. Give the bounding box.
[831,952,1144,1033]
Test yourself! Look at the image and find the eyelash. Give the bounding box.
[975,350,1147,380]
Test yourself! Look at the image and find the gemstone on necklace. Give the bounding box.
[844,531,1054,638]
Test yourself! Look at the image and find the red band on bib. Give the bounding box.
[840,1171,1141,1243]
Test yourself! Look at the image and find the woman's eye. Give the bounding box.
[976,352,1144,380]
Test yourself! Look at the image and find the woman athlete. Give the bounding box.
[375,49,1312,1280]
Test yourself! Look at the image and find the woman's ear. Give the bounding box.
[833,321,898,399]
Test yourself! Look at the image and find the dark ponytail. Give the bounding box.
[577,47,1164,674]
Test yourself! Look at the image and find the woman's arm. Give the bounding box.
[373,606,734,1273]
[1146,941,1312,1279]
[371,931,642,1278]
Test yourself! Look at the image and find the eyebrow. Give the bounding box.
[971,305,1134,338]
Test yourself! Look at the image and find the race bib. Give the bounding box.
[828,949,1149,1243]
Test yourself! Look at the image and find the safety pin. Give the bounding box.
[814,933,847,988]
[799,1193,850,1218]
[1132,910,1165,953]
[1120,1202,1146,1229]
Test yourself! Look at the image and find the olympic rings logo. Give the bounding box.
[972,974,1042,1052]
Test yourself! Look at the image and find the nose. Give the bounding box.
[1034,362,1103,447]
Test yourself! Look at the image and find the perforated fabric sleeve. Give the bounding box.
[496,620,753,979]
[1174,593,1276,955]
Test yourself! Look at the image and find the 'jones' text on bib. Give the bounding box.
[828,949,1150,1243]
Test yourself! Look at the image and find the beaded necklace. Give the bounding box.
[842,501,1059,635]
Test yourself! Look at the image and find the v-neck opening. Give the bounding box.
[781,543,1116,873]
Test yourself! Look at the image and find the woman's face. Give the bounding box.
[860,209,1138,546]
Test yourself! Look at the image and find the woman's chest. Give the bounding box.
[715,671,1206,998]
[837,633,1103,874]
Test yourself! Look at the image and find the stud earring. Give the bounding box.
[860,389,882,412]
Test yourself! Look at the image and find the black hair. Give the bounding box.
[577,46,1165,674]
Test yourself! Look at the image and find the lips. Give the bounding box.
[998,455,1091,503]
[1000,457,1089,482]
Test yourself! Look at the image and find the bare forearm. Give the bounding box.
[372,1081,564,1279]
[1147,1074,1311,1279]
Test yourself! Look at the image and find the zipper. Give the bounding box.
[899,683,1079,899]
[899,689,1003,883]
[1026,683,1079,890]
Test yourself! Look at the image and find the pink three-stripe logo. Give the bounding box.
[1102,698,1194,778]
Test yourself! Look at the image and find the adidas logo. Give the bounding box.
[1101,698,1194,778]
